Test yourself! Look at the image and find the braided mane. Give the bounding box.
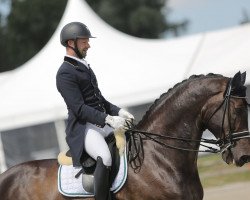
[137,73,224,126]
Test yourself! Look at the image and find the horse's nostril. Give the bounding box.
[240,155,250,165]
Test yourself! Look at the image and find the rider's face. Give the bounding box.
[68,38,90,58]
[76,38,90,58]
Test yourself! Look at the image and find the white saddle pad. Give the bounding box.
[58,150,128,197]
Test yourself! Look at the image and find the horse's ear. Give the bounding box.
[240,71,246,86]
[232,71,242,88]
[231,71,247,97]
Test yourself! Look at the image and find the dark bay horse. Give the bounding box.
[1,72,250,200]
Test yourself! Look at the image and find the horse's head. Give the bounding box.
[202,71,250,166]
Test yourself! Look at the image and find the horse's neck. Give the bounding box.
[137,81,211,136]
[136,78,221,165]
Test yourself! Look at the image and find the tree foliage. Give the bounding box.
[0,0,188,72]
[0,0,67,72]
[86,0,188,38]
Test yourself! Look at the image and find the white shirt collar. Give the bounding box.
[66,55,89,69]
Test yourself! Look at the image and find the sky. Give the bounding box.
[0,0,250,38]
[0,0,10,16]
[166,0,250,37]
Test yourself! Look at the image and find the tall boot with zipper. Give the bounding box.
[94,156,112,200]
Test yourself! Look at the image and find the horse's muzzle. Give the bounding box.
[232,147,250,167]
[237,155,250,167]
[230,137,250,166]
[222,141,250,166]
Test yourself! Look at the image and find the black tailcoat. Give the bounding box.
[56,56,120,166]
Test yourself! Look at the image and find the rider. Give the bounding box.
[56,22,134,200]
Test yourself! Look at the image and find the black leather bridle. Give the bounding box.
[204,78,250,153]
[125,78,250,170]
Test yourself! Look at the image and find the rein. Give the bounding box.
[125,78,250,171]
[125,126,219,171]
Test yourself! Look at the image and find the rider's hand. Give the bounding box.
[105,115,126,130]
[118,109,134,120]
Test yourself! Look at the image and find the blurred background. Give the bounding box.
[0,0,250,198]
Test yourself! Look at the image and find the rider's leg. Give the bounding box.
[84,123,113,200]
[84,123,113,166]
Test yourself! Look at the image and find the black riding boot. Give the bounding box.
[94,156,112,200]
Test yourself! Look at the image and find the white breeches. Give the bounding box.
[84,122,114,166]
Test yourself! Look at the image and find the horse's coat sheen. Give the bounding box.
[1,73,250,200]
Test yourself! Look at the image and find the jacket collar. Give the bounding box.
[64,56,89,72]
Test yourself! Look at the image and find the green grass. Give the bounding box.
[197,154,250,188]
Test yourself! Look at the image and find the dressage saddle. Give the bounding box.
[65,134,120,196]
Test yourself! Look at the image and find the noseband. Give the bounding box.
[125,78,250,171]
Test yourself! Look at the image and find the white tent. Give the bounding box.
[0,0,249,132]
[1,0,250,172]
[187,25,250,77]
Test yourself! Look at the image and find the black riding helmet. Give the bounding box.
[60,22,95,58]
